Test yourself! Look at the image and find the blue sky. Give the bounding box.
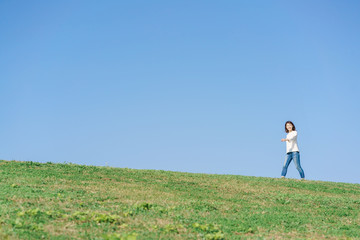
[1,1,360,184]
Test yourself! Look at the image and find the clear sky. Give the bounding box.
[1,1,360,184]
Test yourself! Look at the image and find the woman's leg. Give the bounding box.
[293,152,305,179]
[281,153,292,177]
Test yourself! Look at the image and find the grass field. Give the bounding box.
[0,160,359,239]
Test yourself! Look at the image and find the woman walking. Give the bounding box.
[281,121,305,180]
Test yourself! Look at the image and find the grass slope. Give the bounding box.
[0,160,359,240]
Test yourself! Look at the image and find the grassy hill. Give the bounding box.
[0,160,359,239]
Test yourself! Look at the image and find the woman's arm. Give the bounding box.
[281,131,297,142]
[286,131,297,141]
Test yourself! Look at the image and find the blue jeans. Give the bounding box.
[281,151,305,178]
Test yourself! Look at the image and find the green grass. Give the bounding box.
[0,160,359,239]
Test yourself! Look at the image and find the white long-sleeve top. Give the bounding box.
[286,130,299,153]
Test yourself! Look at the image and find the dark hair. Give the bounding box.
[285,121,296,133]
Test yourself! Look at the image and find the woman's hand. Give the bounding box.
[281,138,288,142]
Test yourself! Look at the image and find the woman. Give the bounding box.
[281,121,305,180]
